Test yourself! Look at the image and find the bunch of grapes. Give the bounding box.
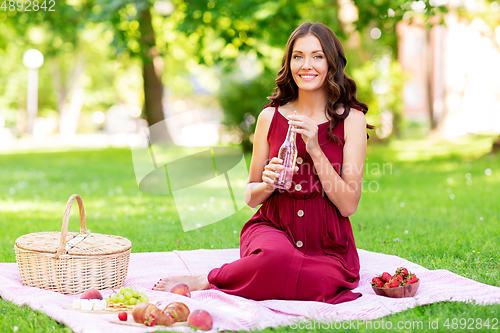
[106,287,149,306]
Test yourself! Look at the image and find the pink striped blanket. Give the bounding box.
[1,248,499,332]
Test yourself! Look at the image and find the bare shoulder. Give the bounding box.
[256,106,275,129]
[344,109,366,140]
[259,106,275,121]
[345,108,366,125]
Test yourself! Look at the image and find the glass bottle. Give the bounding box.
[274,121,297,190]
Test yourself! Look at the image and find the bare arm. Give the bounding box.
[244,108,278,208]
[288,109,367,216]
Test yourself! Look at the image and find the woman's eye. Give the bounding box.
[314,55,323,59]
[293,55,303,60]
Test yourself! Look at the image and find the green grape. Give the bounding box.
[139,296,148,303]
[125,287,133,292]
[105,296,111,304]
[124,299,129,305]
[119,287,126,294]
[129,297,137,305]
[117,294,126,303]
[124,291,132,299]
[111,294,119,303]
[132,290,139,297]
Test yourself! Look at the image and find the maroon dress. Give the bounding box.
[208,106,361,304]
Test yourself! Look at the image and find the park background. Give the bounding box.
[1,0,500,332]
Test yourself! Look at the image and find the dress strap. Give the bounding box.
[266,103,280,141]
[263,100,280,110]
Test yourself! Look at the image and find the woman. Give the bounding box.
[154,22,371,304]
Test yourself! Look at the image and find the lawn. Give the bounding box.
[1,135,499,332]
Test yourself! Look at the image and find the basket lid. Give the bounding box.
[15,232,132,256]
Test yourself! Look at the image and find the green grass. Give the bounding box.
[1,136,499,332]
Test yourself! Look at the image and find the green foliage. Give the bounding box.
[353,0,448,52]
[351,56,407,139]
[217,68,276,152]
[93,0,157,58]
[175,0,343,68]
[0,0,129,133]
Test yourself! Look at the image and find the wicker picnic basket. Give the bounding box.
[14,194,132,295]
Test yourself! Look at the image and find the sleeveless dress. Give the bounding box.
[207,105,361,304]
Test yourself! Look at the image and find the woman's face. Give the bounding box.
[290,34,329,93]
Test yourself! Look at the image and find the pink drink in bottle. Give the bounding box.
[274,113,297,190]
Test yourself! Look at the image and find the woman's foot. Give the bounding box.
[152,275,210,292]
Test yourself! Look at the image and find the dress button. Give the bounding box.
[295,184,302,191]
[296,240,303,248]
[297,210,304,217]
[296,157,303,165]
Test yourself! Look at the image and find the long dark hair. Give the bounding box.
[269,22,374,142]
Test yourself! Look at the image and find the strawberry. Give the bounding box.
[381,272,392,283]
[406,274,419,285]
[371,277,384,288]
[393,274,403,283]
[383,282,390,289]
[144,313,156,326]
[118,311,127,321]
[388,279,400,288]
[396,267,409,277]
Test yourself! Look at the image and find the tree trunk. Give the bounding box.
[492,135,500,154]
[426,28,437,131]
[138,5,172,144]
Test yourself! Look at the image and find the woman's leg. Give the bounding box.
[208,224,304,300]
[152,224,301,297]
[153,275,210,291]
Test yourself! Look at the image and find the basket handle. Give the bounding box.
[55,194,87,259]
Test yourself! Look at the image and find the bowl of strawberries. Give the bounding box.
[371,267,420,298]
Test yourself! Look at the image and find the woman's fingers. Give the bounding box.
[269,157,283,165]
[289,116,318,136]
[263,168,280,180]
[288,114,320,152]
[262,158,284,186]
[288,114,316,127]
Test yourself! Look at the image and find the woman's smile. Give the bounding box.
[298,74,318,81]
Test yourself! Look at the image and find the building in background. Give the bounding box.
[397,8,500,138]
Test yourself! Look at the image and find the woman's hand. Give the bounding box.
[262,157,299,188]
[262,157,283,188]
[288,114,321,155]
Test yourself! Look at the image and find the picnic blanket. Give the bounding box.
[1,248,499,333]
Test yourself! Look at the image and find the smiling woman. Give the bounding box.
[154,22,373,304]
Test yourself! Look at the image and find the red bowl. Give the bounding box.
[372,280,420,298]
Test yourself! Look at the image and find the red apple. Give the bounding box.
[169,283,191,297]
[80,288,103,300]
[187,309,213,331]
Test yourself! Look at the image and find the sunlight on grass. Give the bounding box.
[388,135,496,161]
[0,199,63,213]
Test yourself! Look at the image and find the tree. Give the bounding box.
[0,1,94,136]
[94,0,172,142]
